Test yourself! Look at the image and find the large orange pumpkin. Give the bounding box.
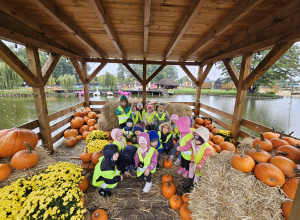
[254,162,285,187]
[83,116,89,124]
[179,203,192,220]
[169,195,183,210]
[87,119,97,127]
[269,132,289,149]
[231,147,255,173]
[263,129,280,140]
[81,148,92,162]
[64,137,77,147]
[194,123,202,129]
[64,129,79,138]
[209,133,214,141]
[92,151,103,165]
[203,118,211,126]
[74,111,83,117]
[213,144,221,153]
[163,159,173,169]
[269,156,297,177]
[195,118,203,125]
[282,136,298,146]
[88,111,98,119]
[90,209,108,220]
[212,135,224,145]
[82,131,90,140]
[247,144,272,163]
[207,124,215,131]
[11,142,39,170]
[89,126,95,132]
[253,134,273,152]
[281,177,299,200]
[84,107,92,112]
[281,201,293,220]
[82,110,89,116]
[161,174,173,184]
[79,125,90,135]
[0,128,39,157]
[70,117,84,129]
[219,142,236,152]
[275,145,300,163]
[78,176,89,191]
[0,163,12,182]
[182,194,190,203]
[162,180,176,199]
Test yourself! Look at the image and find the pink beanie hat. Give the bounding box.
[147,105,154,111]
[170,114,179,122]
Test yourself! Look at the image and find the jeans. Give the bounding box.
[171,143,181,160]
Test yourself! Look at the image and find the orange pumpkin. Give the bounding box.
[81,195,85,207]
[78,176,89,191]
[105,131,112,140]
[270,132,289,149]
[90,209,108,220]
[179,203,192,220]
[162,180,176,199]
[64,129,79,138]
[169,195,183,210]
[281,201,293,220]
[87,119,97,127]
[94,124,98,130]
[207,140,214,146]
[88,111,98,119]
[83,116,89,124]
[253,134,273,152]
[84,107,92,112]
[195,118,203,125]
[275,145,300,163]
[0,163,12,182]
[281,177,299,200]
[0,128,39,157]
[79,125,90,135]
[82,110,89,116]
[207,124,215,131]
[161,174,173,184]
[194,123,202,129]
[213,144,221,153]
[282,136,298,146]
[263,128,280,140]
[74,111,83,117]
[182,194,190,203]
[247,144,272,163]
[163,159,173,169]
[211,128,220,135]
[209,133,214,141]
[82,131,90,140]
[92,151,103,165]
[212,135,224,145]
[64,137,77,147]
[76,135,83,141]
[231,147,255,173]
[89,126,95,132]
[219,142,236,152]
[203,118,211,126]
[81,148,92,162]
[269,156,297,177]
[11,142,39,170]
[254,162,285,187]
[71,117,84,129]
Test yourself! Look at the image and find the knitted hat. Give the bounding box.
[111,128,123,140]
[148,130,159,142]
[137,132,150,147]
[133,125,144,133]
[146,105,154,111]
[120,145,138,166]
[103,144,119,160]
[137,102,143,108]
[170,114,179,122]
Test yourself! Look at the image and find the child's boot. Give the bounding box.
[98,188,107,197]
[182,170,189,178]
[170,155,175,161]
[143,181,152,193]
[174,158,181,165]
[177,167,185,175]
[183,178,193,189]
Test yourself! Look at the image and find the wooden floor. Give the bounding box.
[54,139,186,220]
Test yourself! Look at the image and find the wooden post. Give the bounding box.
[81,62,90,107]
[142,64,147,105]
[195,65,203,116]
[230,53,253,143]
[26,46,53,152]
[289,182,300,219]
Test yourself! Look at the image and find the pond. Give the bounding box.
[0,93,299,138]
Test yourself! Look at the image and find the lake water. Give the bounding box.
[0,94,299,138]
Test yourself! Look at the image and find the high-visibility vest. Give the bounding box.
[158,131,172,145]
[92,156,120,189]
[139,110,145,122]
[172,126,180,138]
[137,147,156,177]
[132,111,141,124]
[113,138,127,152]
[155,113,166,121]
[180,133,194,161]
[123,128,133,136]
[117,106,132,124]
[145,112,155,123]
[194,143,215,176]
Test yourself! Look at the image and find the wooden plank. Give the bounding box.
[200,103,233,121]
[146,65,166,84]
[0,40,38,87]
[142,64,147,105]
[143,0,151,59]
[89,101,108,105]
[170,102,194,106]
[123,63,143,84]
[243,42,294,89]
[162,0,206,60]
[239,130,255,139]
[17,120,39,130]
[42,53,61,86]
[180,65,197,84]
[223,59,239,87]
[52,126,70,144]
[87,62,107,83]
[290,182,300,220]
[71,59,87,83]
[182,0,263,60]
[32,0,107,58]
[195,65,202,116]
[48,102,84,122]
[50,116,72,133]
[200,110,231,131]
[88,0,126,59]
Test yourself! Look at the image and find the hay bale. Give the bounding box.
[238,137,254,154]
[165,102,192,118]
[189,152,289,220]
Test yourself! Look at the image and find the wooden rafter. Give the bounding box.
[87,62,107,83]
[146,65,166,84]
[162,0,206,60]
[42,54,61,86]
[243,42,294,89]
[88,0,125,59]
[70,59,87,83]
[223,59,239,87]
[0,40,38,87]
[200,0,300,64]
[32,0,107,58]
[142,64,147,104]
[123,63,143,84]
[198,63,213,86]
[0,11,83,61]
[182,0,263,61]
[143,0,151,60]
[180,65,198,84]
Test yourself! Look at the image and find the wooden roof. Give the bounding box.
[155,77,178,86]
[0,0,300,64]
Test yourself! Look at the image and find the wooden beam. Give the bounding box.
[146,65,166,84]
[42,53,61,86]
[195,65,202,116]
[123,63,143,84]
[290,182,300,220]
[200,0,300,64]
[243,42,294,89]
[0,11,83,61]
[180,65,198,84]
[70,59,87,84]
[143,0,151,60]
[87,62,107,84]
[32,0,107,58]
[230,53,252,142]
[26,46,53,152]
[198,63,213,86]
[0,40,38,87]
[182,0,263,61]
[162,0,206,60]
[88,0,125,59]
[143,64,147,105]
[82,62,90,108]
[223,59,239,87]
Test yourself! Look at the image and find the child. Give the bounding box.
[170,114,180,164]
[111,128,127,152]
[176,116,193,178]
[131,105,141,125]
[137,102,146,129]
[92,144,123,197]
[183,127,215,189]
[154,103,169,131]
[158,122,173,155]
[117,145,138,177]
[134,132,158,192]
[132,125,144,146]
[116,95,132,129]
[123,118,134,142]
[143,105,156,131]
[170,114,179,131]
[149,130,162,168]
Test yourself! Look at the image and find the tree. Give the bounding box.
[217,45,300,93]
[46,75,56,87]
[0,62,24,89]
[179,76,191,85]
[56,74,77,90]
[101,71,118,90]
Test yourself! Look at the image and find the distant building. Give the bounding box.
[182,81,192,87]
[155,78,179,89]
[214,78,235,90]
[202,78,212,89]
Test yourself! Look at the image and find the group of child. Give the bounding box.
[92,95,215,197]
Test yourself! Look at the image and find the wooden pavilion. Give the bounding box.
[0,0,300,217]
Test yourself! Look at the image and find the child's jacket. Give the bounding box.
[158,122,173,152]
[149,130,162,154]
[176,116,193,161]
[116,95,132,124]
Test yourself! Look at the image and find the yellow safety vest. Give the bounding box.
[158,131,172,145]
[137,147,156,177]
[194,142,215,176]
[145,112,155,123]
[123,128,133,136]
[180,133,194,161]
[155,113,166,121]
[113,138,127,152]
[117,106,132,124]
[132,111,141,124]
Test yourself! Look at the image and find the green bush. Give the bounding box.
[266,89,276,95]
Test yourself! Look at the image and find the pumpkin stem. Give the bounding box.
[167,180,171,187]
[256,144,262,152]
[95,212,99,217]
[24,142,32,154]
[254,159,260,164]
[175,195,178,201]
[259,133,265,141]
[277,151,288,156]
[295,144,300,149]
[85,147,88,153]
[293,168,300,175]
[241,146,245,158]
[288,131,294,137]
[279,131,283,139]
[272,127,276,133]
